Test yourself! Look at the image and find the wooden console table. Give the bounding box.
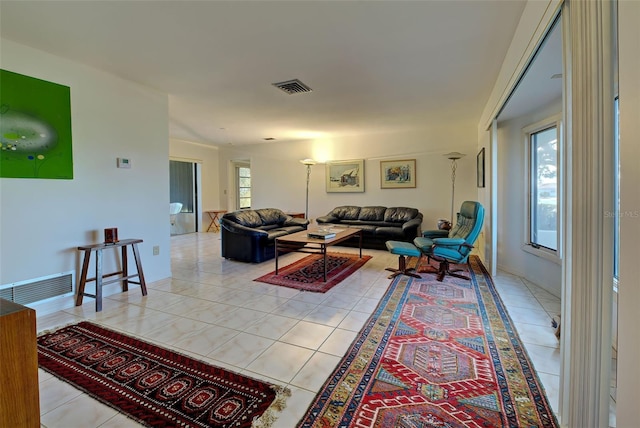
[0,299,40,427]
[76,239,148,312]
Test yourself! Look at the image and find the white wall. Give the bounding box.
[476,129,492,265]
[0,39,171,304]
[169,139,220,232]
[496,99,562,296]
[217,125,481,230]
[479,0,562,128]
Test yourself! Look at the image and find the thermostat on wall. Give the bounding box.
[117,158,131,169]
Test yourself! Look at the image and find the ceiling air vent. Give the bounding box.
[272,79,312,95]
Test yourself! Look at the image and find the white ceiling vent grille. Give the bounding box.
[272,79,312,95]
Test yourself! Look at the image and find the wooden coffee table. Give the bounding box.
[275,227,363,282]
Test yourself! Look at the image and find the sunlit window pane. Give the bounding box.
[237,164,251,210]
[531,126,558,251]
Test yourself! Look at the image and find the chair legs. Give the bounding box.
[414,255,439,274]
[385,254,422,279]
[384,238,470,282]
[432,257,470,282]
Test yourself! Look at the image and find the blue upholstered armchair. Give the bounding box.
[414,201,485,281]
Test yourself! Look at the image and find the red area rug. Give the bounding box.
[297,256,558,427]
[38,322,289,428]
[254,252,372,292]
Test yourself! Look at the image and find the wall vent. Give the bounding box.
[272,79,312,95]
[0,272,73,305]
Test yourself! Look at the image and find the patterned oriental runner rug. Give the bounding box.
[254,252,372,293]
[38,322,290,428]
[298,256,558,427]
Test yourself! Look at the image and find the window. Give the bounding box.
[524,116,561,256]
[237,164,251,209]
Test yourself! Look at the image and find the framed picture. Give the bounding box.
[477,148,485,188]
[325,159,365,193]
[0,69,73,179]
[380,159,416,189]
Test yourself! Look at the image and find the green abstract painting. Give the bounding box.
[1,69,73,179]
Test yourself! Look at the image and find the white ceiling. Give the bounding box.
[0,1,529,147]
[497,17,563,122]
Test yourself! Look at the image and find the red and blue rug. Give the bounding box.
[38,322,289,427]
[298,256,558,427]
[254,252,372,293]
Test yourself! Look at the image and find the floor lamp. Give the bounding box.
[300,158,316,219]
[444,152,465,223]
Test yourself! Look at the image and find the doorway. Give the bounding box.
[170,159,200,235]
[228,160,251,211]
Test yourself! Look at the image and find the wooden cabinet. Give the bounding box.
[0,299,40,427]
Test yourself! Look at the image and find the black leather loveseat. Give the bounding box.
[316,206,423,250]
[220,208,309,263]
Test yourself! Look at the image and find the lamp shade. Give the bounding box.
[300,158,316,165]
[443,152,466,160]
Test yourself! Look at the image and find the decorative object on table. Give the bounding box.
[38,322,290,428]
[380,159,416,189]
[437,218,452,230]
[444,151,466,224]
[477,147,486,188]
[298,256,558,428]
[103,227,118,244]
[255,252,371,293]
[307,230,336,239]
[0,69,73,179]
[299,158,316,219]
[325,159,365,193]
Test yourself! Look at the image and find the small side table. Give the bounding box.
[205,210,227,232]
[286,212,306,219]
[75,239,148,312]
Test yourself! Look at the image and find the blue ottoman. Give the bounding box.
[385,240,422,279]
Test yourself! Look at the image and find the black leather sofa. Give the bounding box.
[316,206,423,250]
[220,208,309,263]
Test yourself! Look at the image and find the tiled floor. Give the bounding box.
[34,232,562,427]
